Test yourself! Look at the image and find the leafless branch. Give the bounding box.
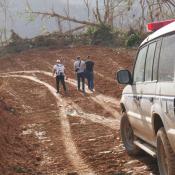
[95,0,103,24]
[83,0,90,21]
[64,25,86,34]
[29,11,99,27]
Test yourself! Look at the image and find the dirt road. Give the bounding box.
[0,46,158,175]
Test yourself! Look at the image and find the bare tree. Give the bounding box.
[66,0,71,32]
[26,0,175,35]
[29,11,99,27]
[57,18,63,33]
[83,0,90,21]
[163,0,175,7]
[0,0,8,42]
[124,0,175,32]
[27,0,128,31]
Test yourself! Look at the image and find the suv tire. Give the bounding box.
[120,113,141,155]
[157,127,175,175]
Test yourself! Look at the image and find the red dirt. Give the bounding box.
[0,46,159,175]
[35,73,115,118]
[0,96,40,175]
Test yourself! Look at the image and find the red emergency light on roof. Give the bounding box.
[147,19,175,32]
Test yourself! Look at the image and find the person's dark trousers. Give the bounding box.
[56,75,67,93]
[77,72,85,92]
[86,71,94,90]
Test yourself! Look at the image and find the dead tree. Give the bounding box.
[83,0,90,21]
[30,11,99,27]
[0,0,8,43]
[66,0,72,33]
[57,18,63,33]
[27,0,175,35]
[28,0,126,32]
[163,0,175,7]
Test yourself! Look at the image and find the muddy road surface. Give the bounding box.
[0,46,158,175]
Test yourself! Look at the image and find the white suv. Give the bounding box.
[117,20,175,175]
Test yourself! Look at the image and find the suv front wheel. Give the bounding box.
[157,127,175,175]
[120,113,141,155]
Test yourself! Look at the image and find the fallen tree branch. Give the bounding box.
[64,25,86,34]
[29,11,100,27]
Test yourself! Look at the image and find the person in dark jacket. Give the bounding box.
[85,56,94,91]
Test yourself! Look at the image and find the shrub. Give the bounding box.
[125,33,141,47]
[113,30,127,47]
[86,24,114,46]
[86,27,96,37]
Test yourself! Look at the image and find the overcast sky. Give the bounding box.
[0,0,96,39]
[0,0,141,40]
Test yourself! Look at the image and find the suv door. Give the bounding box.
[128,46,148,136]
[157,34,175,152]
[139,40,162,145]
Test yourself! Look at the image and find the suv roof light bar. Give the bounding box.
[147,19,175,32]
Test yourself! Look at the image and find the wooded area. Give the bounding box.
[28,0,175,33]
[0,0,175,46]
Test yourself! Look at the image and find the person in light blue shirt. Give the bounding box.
[74,56,86,93]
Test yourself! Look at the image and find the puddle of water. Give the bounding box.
[41,139,51,143]
[71,123,80,126]
[34,131,47,140]
[66,107,78,117]
[88,138,96,142]
[40,152,53,166]
[98,150,112,155]
[28,123,38,128]
[22,129,33,135]
[22,104,33,113]
[80,119,86,125]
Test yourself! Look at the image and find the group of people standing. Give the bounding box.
[53,56,94,95]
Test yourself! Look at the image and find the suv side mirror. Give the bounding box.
[117,70,132,85]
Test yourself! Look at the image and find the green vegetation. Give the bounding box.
[125,33,141,47]
[85,25,142,47]
[0,25,145,57]
[87,24,114,46]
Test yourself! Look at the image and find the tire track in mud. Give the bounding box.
[1,73,119,128]
[1,70,121,119]
[90,97,119,118]
[1,74,120,174]
[65,100,119,130]
[1,74,95,175]
[61,77,121,119]
[94,71,116,82]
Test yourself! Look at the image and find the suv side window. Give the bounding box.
[159,34,175,82]
[133,46,147,83]
[145,42,156,81]
[153,40,162,80]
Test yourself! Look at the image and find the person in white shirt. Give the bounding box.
[53,59,67,94]
[74,56,86,93]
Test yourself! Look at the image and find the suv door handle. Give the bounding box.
[169,106,175,114]
[169,107,175,109]
[149,97,154,103]
[136,96,141,101]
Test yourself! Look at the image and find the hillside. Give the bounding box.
[0,46,158,175]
